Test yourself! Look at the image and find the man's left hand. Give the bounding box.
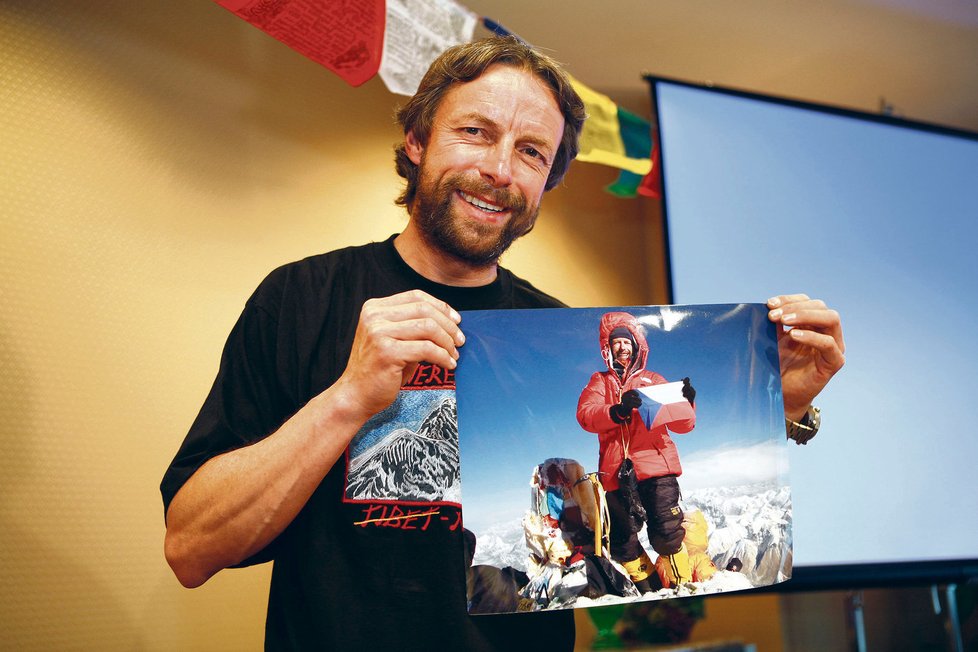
[767,294,846,422]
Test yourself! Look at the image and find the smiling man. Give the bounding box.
[397,63,562,278]
[161,35,845,652]
[577,312,698,593]
[161,37,586,651]
[393,49,575,284]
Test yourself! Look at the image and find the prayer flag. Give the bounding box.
[608,143,662,199]
[604,170,645,198]
[604,109,654,197]
[214,0,385,87]
[637,143,663,199]
[379,0,478,96]
[571,78,653,176]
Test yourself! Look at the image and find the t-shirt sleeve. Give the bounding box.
[160,279,293,528]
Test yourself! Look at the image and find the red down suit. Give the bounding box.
[576,312,695,492]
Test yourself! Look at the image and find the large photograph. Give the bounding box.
[455,304,791,614]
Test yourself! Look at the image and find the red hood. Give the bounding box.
[598,311,649,380]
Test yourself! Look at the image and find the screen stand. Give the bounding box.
[932,583,965,652]
[845,590,867,652]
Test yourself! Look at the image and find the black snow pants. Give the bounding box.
[606,474,685,562]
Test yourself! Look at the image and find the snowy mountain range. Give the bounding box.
[470,481,791,590]
[346,397,461,502]
[683,482,792,586]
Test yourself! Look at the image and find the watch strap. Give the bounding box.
[786,405,820,445]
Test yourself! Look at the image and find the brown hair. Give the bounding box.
[394,36,586,208]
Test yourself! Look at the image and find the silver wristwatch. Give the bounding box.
[786,405,820,445]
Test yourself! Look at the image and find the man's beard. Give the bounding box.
[412,169,539,267]
[612,353,632,377]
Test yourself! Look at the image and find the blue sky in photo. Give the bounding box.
[455,304,786,532]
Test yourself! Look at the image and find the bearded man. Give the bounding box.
[160,35,845,651]
[161,36,585,651]
[577,311,697,592]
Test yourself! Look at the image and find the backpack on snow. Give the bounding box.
[518,458,639,610]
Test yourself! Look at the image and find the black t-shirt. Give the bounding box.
[161,235,574,651]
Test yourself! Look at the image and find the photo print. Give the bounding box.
[455,304,792,614]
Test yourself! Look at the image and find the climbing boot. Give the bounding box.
[658,543,692,588]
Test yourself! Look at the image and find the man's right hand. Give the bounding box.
[164,290,465,589]
[334,290,465,421]
[610,389,642,423]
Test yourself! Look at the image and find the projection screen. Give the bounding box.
[649,76,978,587]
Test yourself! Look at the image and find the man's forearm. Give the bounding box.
[164,290,466,587]
[163,383,368,588]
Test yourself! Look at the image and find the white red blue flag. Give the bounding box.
[636,381,694,430]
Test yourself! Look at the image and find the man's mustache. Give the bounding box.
[451,176,527,213]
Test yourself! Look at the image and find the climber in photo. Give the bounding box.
[576,311,697,591]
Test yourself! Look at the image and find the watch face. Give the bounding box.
[807,406,821,428]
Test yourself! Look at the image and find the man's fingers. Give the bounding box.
[366,317,463,365]
[767,294,811,309]
[788,328,847,371]
[767,296,845,353]
[770,293,847,415]
[385,338,460,373]
[781,307,840,330]
[354,290,466,380]
[362,292,464,347]
[789,309,845,353]
[369,289,461,324]
[768,298,825,320]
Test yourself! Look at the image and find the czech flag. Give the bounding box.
[635,381,694,430]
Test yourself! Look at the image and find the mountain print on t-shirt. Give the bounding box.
[344,363,461,505]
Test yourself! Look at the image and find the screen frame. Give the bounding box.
[645,74,978,591]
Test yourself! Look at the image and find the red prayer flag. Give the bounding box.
[216,0,386,87]
[637,142,662,199]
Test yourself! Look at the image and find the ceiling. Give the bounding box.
[463,0,978,133]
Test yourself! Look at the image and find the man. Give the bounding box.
[162,36,584,651]
[576,311,697,591]
[161,36,845,650]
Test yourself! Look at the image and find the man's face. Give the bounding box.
[404,64,565,266]
[611,337,633,367]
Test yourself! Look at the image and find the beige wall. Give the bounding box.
[0,1,666,649]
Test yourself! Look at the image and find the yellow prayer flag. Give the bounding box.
[569,76,652,176]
